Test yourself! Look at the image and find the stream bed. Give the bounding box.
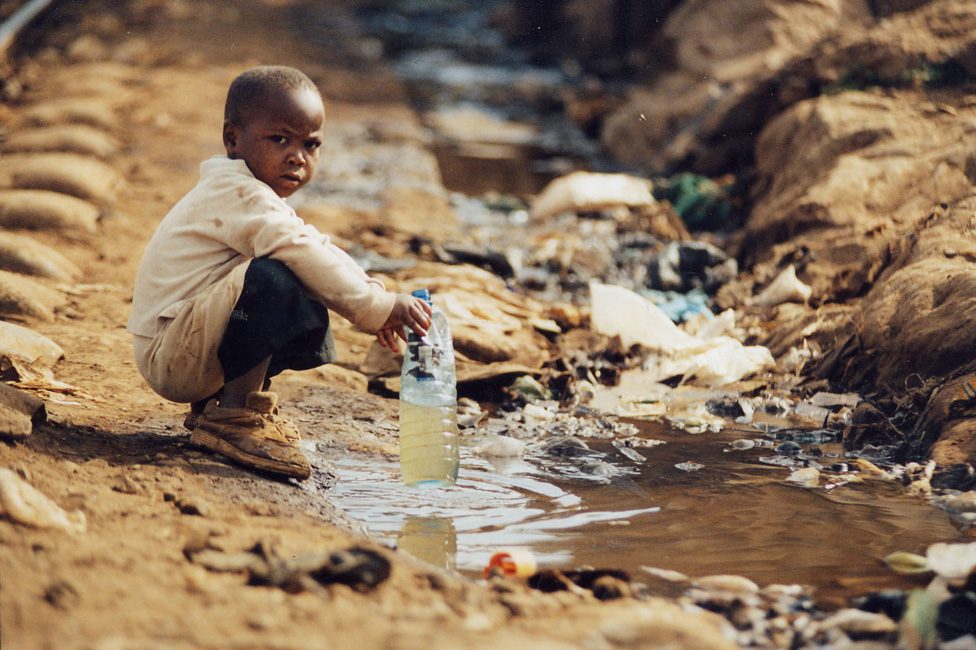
[324,419,962,609]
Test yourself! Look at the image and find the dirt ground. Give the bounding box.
[0,1,743,648]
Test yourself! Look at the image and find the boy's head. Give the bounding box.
[223,66,324,198]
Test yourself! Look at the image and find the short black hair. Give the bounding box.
[224,65,319,126]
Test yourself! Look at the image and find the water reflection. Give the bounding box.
[324,421,965,607]
[398,516,457,571]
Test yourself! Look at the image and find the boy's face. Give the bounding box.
[223,87,325,198]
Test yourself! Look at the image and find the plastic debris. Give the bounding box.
[645,288,711,323]
[787,467,820,488]
[648,241,738,294]
[530,171,654,220]
[927,543,976,581]
[590,282,773,386]
[484,547,537,578]
[0,468,86,534]
[675,461,705,472]
[652,173,734,231]
[473,435,525,458]
[899,589,939,650]
[753,265,812,308]
[884,551,931,575]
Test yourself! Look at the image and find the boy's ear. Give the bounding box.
[222,121,238,153]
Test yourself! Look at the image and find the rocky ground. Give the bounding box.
[4,0,976,648]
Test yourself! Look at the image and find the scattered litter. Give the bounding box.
[484,547,537,578]
[531,171,654,220]
[0,468,86,534]
[648,241,737,294]
[188,541,391,595]
[927,543,976,581]
[884,551,931,575]
[641,566,689,583]
[590,282,774,386]
[787,467,820,488]
[652,173,734,231]
[645,288,711,323]
[752,265,812,308]
[473,435,525,458]
[728,439,756,451]
[675,461,705,472]
[507,375,552,403]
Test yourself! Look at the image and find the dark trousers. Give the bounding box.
[218,257,335,383]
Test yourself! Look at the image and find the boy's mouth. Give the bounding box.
[280,173,302,185]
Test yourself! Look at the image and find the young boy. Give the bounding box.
[127,65,431,480]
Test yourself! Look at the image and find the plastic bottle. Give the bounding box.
[399,288,460,486]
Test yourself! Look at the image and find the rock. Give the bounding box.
[43,579,81,610]
[0,382,46,439]
[0,469,86,534]
[174,497,209,517]
[0,321,65,381]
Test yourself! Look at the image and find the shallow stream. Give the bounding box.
[325,420,962,608]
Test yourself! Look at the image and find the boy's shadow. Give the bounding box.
[22,419,305,485]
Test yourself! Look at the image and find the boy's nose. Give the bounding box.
[287,148,306,167]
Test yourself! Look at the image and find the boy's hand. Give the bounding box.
[376,293,433,352]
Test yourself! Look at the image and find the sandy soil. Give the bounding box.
[0,1,739,648]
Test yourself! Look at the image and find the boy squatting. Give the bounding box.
[127,65,432,480]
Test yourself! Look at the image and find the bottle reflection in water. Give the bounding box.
[397,516,457,571]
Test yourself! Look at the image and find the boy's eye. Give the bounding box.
[306,140,321,151]
[270,135,287,144]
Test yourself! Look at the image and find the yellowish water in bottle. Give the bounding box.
[399,401,459,487]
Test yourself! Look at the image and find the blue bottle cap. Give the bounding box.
[411,288,432,304]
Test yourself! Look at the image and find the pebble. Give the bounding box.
[675,461,704,472]
[696,574,760,594]
[175,498,209,517]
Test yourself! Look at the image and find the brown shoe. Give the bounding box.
[246,391,301,443]
[190,392,310,480]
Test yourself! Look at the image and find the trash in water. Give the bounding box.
[787,467,821,488]
[589,282,774,386]
[675,461,705,472]
[483,547,537,578]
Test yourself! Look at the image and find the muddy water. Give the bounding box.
[324,421,962,608]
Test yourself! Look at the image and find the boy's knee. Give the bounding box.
[247,257,301,293]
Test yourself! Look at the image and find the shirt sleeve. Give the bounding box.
[219,187,395,333]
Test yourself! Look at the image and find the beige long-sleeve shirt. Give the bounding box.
[127,157,395,339]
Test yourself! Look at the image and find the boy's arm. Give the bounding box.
[226,198,395,332]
